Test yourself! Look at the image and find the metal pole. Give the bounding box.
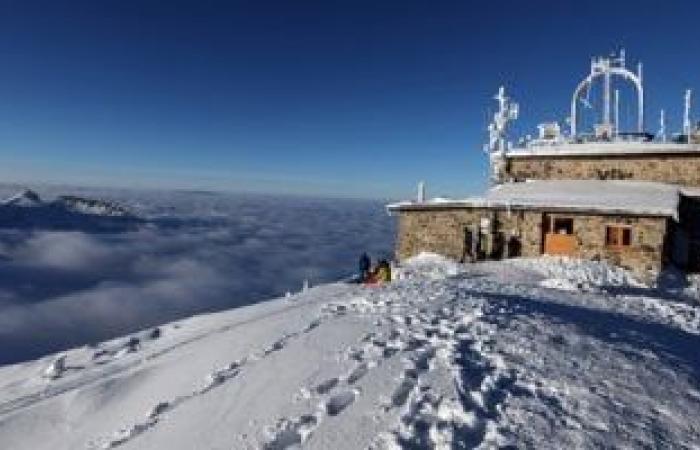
[614,89,620,135]
[638,62,644,132]
[603,66,611,126]
[684,89,692,137]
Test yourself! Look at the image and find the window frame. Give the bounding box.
[552,217,574,235]
[605,224,632,249]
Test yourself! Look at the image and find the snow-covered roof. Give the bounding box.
[505,141,700,158]
[388,180,681,218]
[681,187,700,198]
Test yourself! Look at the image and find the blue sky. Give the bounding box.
[0,1,698,199]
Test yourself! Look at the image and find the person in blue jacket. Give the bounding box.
[359,252,371,282]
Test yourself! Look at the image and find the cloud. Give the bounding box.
[13,232,115,271]
[0,190,395,364]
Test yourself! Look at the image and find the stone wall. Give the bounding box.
[545,213,669,274]
[506,153,700,186]
[395,207,669,275]
[396,208,487,262]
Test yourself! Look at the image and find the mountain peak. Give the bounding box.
[2,189,42,206]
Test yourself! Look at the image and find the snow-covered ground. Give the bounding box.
[1,254,699,449]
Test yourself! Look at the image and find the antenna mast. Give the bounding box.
[417,181,425,203]
[684,89,693,137]
[637,62,644,133]
[570,50,644,137]
[485,86,518,184]
[614,89,620,135]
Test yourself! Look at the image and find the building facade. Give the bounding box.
[389,51,700,277]
[505,149,700,186]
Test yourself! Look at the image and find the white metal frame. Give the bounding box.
[570,51,644,137]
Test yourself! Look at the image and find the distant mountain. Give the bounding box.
[55,195,131,217]
[2,189,42,207]
[0,189,141,232]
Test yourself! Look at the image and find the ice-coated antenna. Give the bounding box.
[417,181,425,203]
[571,50,644,137]
[684,89,693,137]
[485,86,518,154]
[484,86,518,185]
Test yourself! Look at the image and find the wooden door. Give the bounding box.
[544,233,577,255]
[543,215,577,256]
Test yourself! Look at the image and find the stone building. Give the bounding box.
[388,52,700,276]
[505,144,700,186]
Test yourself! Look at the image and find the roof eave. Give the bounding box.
[387,201,676,219]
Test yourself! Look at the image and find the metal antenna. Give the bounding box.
[570,50,643,137]
[638,62,644,132]
[614,89,620,135]
[485,86,518,184]
[417,181,425,203]
[684,89,693,137]
[486,86,518,155]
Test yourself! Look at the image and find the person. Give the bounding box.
[374,259,392,284]
[358,252,371,283]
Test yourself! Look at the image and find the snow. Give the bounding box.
[505,141,700,158]
[506,255,644,291]
[56,196,131,217]
[687,274,700,299]
[682,187,700,198]
[486,180,680,218]
[393,252,461,280]
[1,254,700,449]
[41,355,67,380]
[388,180,681,219]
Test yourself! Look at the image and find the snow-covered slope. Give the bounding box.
[0,256,699,449]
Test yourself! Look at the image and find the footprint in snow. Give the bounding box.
[264,414,319,450]
[303,319,322,333]
[390,378,416,408]
[346,362,371,385]
[263,337,289,356]
[315,377,339,395]
[326,390,358,416]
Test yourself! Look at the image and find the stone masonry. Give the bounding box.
[506,153,700,186]
[396,208,669,275]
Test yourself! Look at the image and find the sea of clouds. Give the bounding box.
[0,184,395,365]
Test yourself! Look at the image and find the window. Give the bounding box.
[553,218,574,235]
[606,226,632,248]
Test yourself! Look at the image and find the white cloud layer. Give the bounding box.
[0,187,395,364]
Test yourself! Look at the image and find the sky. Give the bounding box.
[0,0,699,199]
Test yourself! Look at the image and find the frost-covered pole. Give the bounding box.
[659,109,666,142]
[684,89,692,137]
[417,181,425,203]
[485,86,518,185]
[614,89,620,135]
[603,64,611,127]
[638,62,644,132]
